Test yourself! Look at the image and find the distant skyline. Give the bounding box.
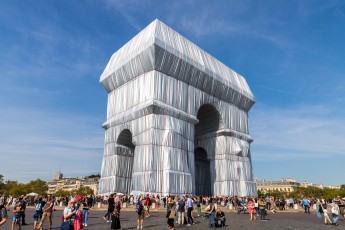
[1,0,344,186]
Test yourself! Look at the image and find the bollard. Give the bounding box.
[123,202,127,208]
[294,204,298,209]
[98,202,101,208]
[229,203,233,210]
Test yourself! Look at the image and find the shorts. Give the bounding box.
[137,211,145,220]
[33,212,42,222]
[13,215,21,223]
[167,218,174,227]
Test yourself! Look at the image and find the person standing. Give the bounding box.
[258,196,267,221]
[62,199,77,229]
[104,194,114,222]
[111,196,121,230]
[248,198,256,220]
[12,200,22,230]
[177,197,185,225]
[20,196,27,225]
[37,195,54,230]
[167,198,176,230]
[208,198,216,228]
[136,196,144,229]
[186,195,194,226]
[195,197,201,217]
[82,202,90,227]
[144,195,151,218]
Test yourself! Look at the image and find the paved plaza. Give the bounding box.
[2,207,343,230]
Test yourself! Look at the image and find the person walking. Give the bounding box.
[302,197,310,214]
[37,195,54,230]
[62,198,77,230]
[337,196,345,219]
[323,206,333,225]
[195,198,201,217]
[104,194,115,222]
[331,203,340,226]
[33,198,43,230]
[111,196,121,230]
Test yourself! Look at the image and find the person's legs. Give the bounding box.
[47,212,52,230]
[260,209,265,220]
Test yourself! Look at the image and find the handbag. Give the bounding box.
[60,221,72,230]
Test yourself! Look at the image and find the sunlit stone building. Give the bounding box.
[99,19,256,197]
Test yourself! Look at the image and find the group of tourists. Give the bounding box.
[1,192,344,229]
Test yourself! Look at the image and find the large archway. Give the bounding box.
[194,147,211,196]
[116,129,135,194]
[194,104,223,196]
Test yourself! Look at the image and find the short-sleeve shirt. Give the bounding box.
[63,207,75,222]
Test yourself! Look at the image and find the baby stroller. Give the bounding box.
[237,203,248,214]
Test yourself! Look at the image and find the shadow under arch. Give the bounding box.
[195,104,224,137]
[194,147,211,196]
[194,104,223,196]
[116,129,135,194]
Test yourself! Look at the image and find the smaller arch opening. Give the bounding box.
[117,129,135,150]
[195,104,222,137]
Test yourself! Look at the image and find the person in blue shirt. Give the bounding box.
[302,198,310,213]
[186,195,194,226]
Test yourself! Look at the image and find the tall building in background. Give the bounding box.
[99,19,256,197]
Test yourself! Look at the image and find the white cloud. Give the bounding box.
[251,104,345,160]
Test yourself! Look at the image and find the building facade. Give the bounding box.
[99,19,256,197]
[47,173,99,195]
[255,178,301,193]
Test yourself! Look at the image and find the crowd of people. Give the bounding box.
[0,192,344,229]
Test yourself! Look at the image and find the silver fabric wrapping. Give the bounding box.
[99,20,256,197]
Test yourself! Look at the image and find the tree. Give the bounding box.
[26,179,48,196]
[54,189,70,197]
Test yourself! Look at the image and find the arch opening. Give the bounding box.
[195,104,222,137]
[194,147,211,196]
[116,129,135,194]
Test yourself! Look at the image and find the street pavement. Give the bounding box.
[1,206,343,230]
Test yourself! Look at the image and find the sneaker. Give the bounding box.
[103,216,106,221]
[187,224,191,226]
[141,226,143,229]
[137,226,139,229]
[107,220,109,223]
[85,223,87,226]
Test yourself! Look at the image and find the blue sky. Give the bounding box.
[1,0,344,186]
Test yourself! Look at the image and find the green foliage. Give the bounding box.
[87,174,100,178]
[26,179,48,196]
[70,186,94,196]
[54,189,70,197]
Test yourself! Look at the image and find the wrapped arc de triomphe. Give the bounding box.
[99,19,256,197]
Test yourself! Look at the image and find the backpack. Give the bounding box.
[35,203,43,212]
[135,202,142,213]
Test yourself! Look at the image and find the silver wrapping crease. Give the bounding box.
[99,19,257,197]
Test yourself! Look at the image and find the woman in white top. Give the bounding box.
[63,199,77,224]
